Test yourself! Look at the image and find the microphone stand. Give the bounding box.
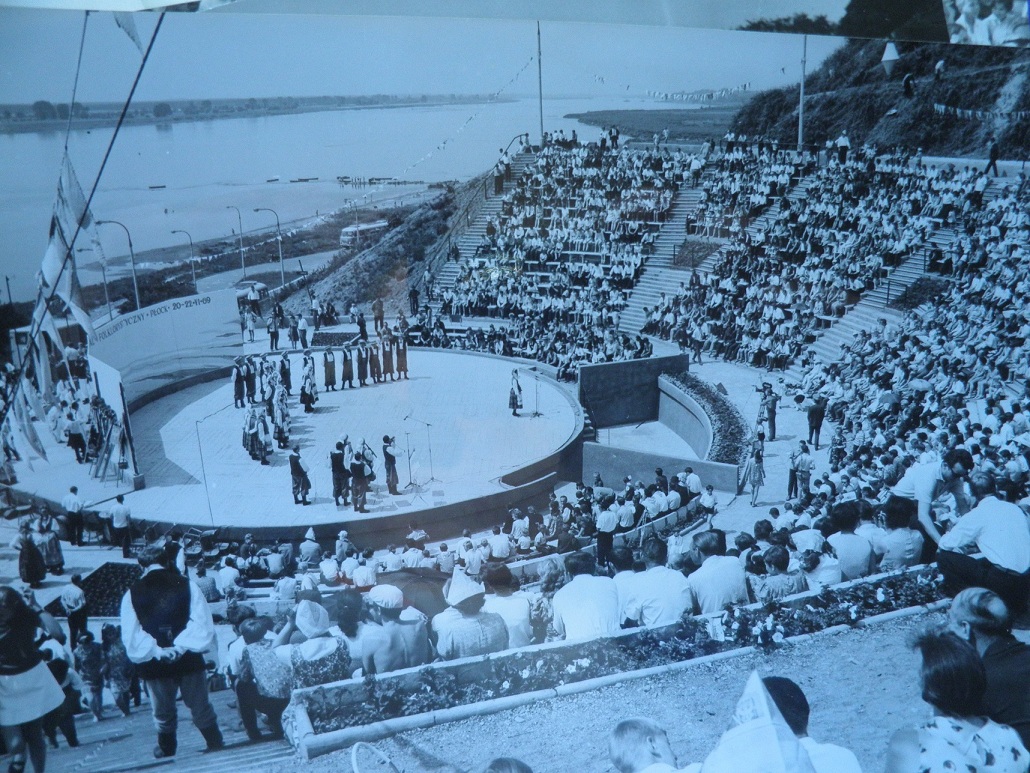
[406,415,440,484]
[403,431,424,502]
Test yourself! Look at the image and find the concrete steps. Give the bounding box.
[43,687,294,773]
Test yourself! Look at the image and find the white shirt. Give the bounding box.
[551,575,621,641]
[938,495,1030,573]
[891,461,944,504]
[622,566,692,628]
[798,737,863,773]
[119,566,217,664]
[482,593,534,649]
[685,556,747,614]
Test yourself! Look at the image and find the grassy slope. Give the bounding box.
[732,39,1030,156]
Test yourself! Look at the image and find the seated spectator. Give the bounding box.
[762,676,862,773]
[435,543,457,574]
[938,472,1030,614]
[235,617,290,742]
[621,539,691,628]
[697,485,718,520]
[326,589,370,679]
[551,552,621,641]
[874,496,925,571]
[948,588,1030,749]
[318,551,341,586]
[608,718,681,773]
[799,548,842,593]
[749,546,807,604]
[271,600,351,689]
[884,630,1028,773]
[361,585,431,675]
[216,557,241,595]
[827,501,875,580]
[487,526,512,560]
[482,564,534,648]
[431,571,509,660]
[685,531,748,614]
[192,563,221,603]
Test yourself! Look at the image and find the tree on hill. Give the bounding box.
[31,100,57,120]
[741,14,835,35]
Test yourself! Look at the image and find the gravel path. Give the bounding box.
[284,610,942,773]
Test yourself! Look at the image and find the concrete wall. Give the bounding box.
[582,442,738,493]
[578,355,690,429]
[657,376,713,459]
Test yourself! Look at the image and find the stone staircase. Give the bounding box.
[783,176,1009,377]
[39,687,294,773]
[615,187,706,335]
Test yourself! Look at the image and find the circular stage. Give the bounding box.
[127,349,582,540]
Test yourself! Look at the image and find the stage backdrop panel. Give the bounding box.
[578,355,690,429]
[88,290,242,410]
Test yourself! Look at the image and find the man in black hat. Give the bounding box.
[382,435,400,495]
[119,544,223,759]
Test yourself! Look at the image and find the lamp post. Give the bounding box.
[227,205,246,279]
[171,229,197,294]
[253,207,285,287]
[96,219,140,311]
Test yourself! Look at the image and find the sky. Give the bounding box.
[0,9,845,104]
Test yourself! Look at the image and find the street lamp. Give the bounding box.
[96,219,140,311]
[171,229,197,294]
[227,205,246,279]
[253,207,285,287]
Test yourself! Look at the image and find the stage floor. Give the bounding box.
[14,350,580,531]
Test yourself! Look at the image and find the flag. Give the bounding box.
[13,391,46,462]
[21,376,46,425]
[113,12,144,55]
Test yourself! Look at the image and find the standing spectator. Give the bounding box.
[61,575,88,646]
[551,552,621,641]
[835,130,851,165]
[297,315,309,349]
[99,622,132,721]
[595,500,619,569]
[61,486,85,547]
[267,313,279,351]
[35,514,63,575]
[948,588,1030,749]
[806,396,828,451]
[748,447,766,508]
[10,522,46,588]
[986,134,1000,177]
[72,631,105,722]
[100,494,132,558]
[0,586,65,773]
[119,544,223,759]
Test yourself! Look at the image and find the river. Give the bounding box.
[0,96,702,301]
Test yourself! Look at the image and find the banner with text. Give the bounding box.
[89,290,242,409]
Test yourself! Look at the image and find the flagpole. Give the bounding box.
[798,34,807,154]
[0,14,165,435]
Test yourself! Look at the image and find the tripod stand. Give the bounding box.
[402,431,425,503]
[405,415,440,485]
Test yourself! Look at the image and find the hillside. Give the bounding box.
[731,38,1030,157]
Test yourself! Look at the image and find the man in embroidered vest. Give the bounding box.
[119,544,223,759]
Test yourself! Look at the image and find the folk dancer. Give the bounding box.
[288,446,311,505]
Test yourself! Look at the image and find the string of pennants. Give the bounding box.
[648,83,751,102]
[934,102,1030,120]
[399,55,536,177]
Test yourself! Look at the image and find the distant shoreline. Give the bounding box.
[0,96,517,135]
[567,99,749,143]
